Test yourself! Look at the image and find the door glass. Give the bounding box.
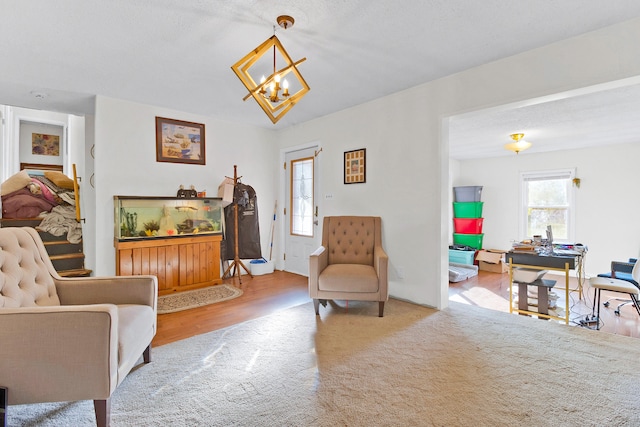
[290,157,314,237]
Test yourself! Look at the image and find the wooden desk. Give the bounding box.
[505,251,584,299]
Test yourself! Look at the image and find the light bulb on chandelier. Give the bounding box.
[259,73,290,103]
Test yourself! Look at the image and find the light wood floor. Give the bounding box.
[153,271,310,347]
[153,269,640,347]
[449,270,640,338]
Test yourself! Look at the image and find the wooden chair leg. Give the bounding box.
[378,301,385,317]
[143,344,152,363]
[94,398,110,427]
[313,299,320,315]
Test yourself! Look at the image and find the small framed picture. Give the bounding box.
[156,117,206,165]
[344,148,366,184]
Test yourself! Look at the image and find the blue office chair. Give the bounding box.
[597,258,638,315]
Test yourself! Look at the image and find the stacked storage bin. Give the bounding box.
[452,186,484,250]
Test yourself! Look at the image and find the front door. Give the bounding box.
[284,146,320,276]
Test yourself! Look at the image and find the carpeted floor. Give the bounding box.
[157,284,243,314]
[8,298,640,426]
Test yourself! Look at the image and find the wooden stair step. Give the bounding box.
[43,240,73,245]
[43,240,83,255]
[58,268,92,277]
[49,253,85,261]
[0,219,43,229]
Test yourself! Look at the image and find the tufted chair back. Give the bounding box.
[0,227,61,308]
[324,216,379,266]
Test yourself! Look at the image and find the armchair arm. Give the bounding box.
[55,275,158,311]
[308,246,328,298]
[0,305,118,405]
[374,245,389,299]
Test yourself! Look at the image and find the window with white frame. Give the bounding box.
[520,169,575,242]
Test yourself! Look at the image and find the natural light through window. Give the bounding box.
[290,157,314,237]
[520,169,575,242]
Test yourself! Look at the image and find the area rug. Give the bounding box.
[7,299,640,426]
[157,284,242,314]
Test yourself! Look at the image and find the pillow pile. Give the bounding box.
[1,170,32,196]
[44,171,76,190]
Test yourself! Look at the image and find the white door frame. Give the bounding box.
[278,140,322,274]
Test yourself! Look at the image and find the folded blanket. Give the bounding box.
[37,205,83,243]
[1,188,56,218]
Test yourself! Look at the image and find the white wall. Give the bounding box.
[276,17,640,308]
[453,142,640,278]
[89,96,276,276]
[1,106,85,181]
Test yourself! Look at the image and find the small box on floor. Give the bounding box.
[476,249,508,273]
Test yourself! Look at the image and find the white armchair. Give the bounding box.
[0,227,157,426]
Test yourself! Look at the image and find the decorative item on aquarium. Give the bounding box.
[175,206,198,211]
[159,205,177,235]
[143,220,160,232]
[143,220,160,236]
[177,222,194,234]
[176,184,198,198]
[194,220,214,232]
[121,210,138,237]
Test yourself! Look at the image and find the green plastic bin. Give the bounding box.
[453,233,484,249]
[453,202,483,218]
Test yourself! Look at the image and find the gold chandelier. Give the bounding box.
[231,15,310,124]
[504,133,532,154]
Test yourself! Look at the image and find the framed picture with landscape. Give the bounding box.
[344,148,366,184]
[156,117,206,165]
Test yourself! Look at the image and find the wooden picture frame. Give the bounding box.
[344,148,366,184]
[156,117,206,165]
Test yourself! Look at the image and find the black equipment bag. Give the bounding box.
[223,183,262,260]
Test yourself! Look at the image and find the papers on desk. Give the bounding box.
[553,249,582,256]
[511,242,537,253]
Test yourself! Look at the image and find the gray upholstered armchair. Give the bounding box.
[0,227,157,427]
[309,216,389,317]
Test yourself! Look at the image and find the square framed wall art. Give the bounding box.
[156,117,206,165]
[344,148,366,184]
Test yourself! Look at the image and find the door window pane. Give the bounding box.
[291,157,314,237]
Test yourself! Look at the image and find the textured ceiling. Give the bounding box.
[1,1,640,157]
[449,78,640,159]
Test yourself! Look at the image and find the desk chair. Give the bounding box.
[590,259,640,328]
[597,258,638,315]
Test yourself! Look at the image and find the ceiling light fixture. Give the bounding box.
[231,15,310,124]
[504,133,532,154]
